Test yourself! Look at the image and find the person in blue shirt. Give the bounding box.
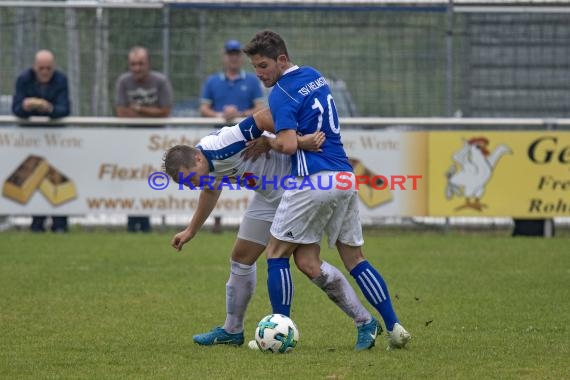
[200,40,265,122]
[12,49,71,233]
[243,30,411,351]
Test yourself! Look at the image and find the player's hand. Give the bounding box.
[298,131,325,152]
[171,229,195,252]
[242,137,271,163]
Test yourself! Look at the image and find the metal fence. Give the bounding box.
[1,1,569,119]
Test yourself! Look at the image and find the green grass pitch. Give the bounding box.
[1,230,569,379]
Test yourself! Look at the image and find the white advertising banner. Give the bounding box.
[0,127,427,218]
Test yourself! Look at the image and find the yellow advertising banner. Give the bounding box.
[429,131,570,218]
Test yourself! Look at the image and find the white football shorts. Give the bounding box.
[237,192,279,246]
[235,149,289,246]
[270,171,364,247]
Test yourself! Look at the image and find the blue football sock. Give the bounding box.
[350,260,399,331]
[267,258,293,316]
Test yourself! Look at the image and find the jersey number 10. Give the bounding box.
[311,95,341,134]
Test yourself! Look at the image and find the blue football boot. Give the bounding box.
[355,317,380,351]
[193,327,244,346]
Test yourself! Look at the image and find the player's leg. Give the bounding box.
[332,190,411,349]
[192,234,266,347]
[265,236,297,316]
[292,244,377,350]
[227,205,274,318]
[194,194,276,346]
[338,241,411,349]
[337,242,397,329]
[266,182,337,317]
[293,244,372,326]
[223,218,270,334]
[245,236,297,351]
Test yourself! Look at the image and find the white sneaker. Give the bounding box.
[248,340,260,350]
[387,323,411,349]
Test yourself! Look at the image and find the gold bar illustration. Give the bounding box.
[39,166,77,206]
[2,155,50,204]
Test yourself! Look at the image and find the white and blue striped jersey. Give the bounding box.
[269,65,353,177]
[196,118,290,202]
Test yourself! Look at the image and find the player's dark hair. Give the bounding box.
[162,145,199,183]
[243,30,289,60]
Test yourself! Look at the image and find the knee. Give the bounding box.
[294,256,321,279]
[231,240,265,265]
[231,250,259,266]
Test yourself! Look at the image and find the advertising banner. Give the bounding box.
[5,127,567,219]
[428,131,570,218]
[0,127,428,218]
[0,127,250,216]
[342,130,428,217]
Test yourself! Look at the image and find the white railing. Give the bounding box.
[0,115,568,128]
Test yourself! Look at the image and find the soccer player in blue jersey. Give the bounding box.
[244,30,411,350]
[163,109,379,350]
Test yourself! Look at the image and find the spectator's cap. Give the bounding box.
[224,39,242,53]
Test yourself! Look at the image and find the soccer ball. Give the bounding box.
[254,314,299,353]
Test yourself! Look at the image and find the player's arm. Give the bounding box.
[266,129,298,155]
[171,188,222,251]
[252,108,275,133]
[263,96,300,154]
[297,132,325,151]
[243,107,324,159]
[242,131,325,162]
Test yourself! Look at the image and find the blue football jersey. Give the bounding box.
[269,66,353,176]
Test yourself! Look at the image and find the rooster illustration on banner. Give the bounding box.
[445,137,512,211]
